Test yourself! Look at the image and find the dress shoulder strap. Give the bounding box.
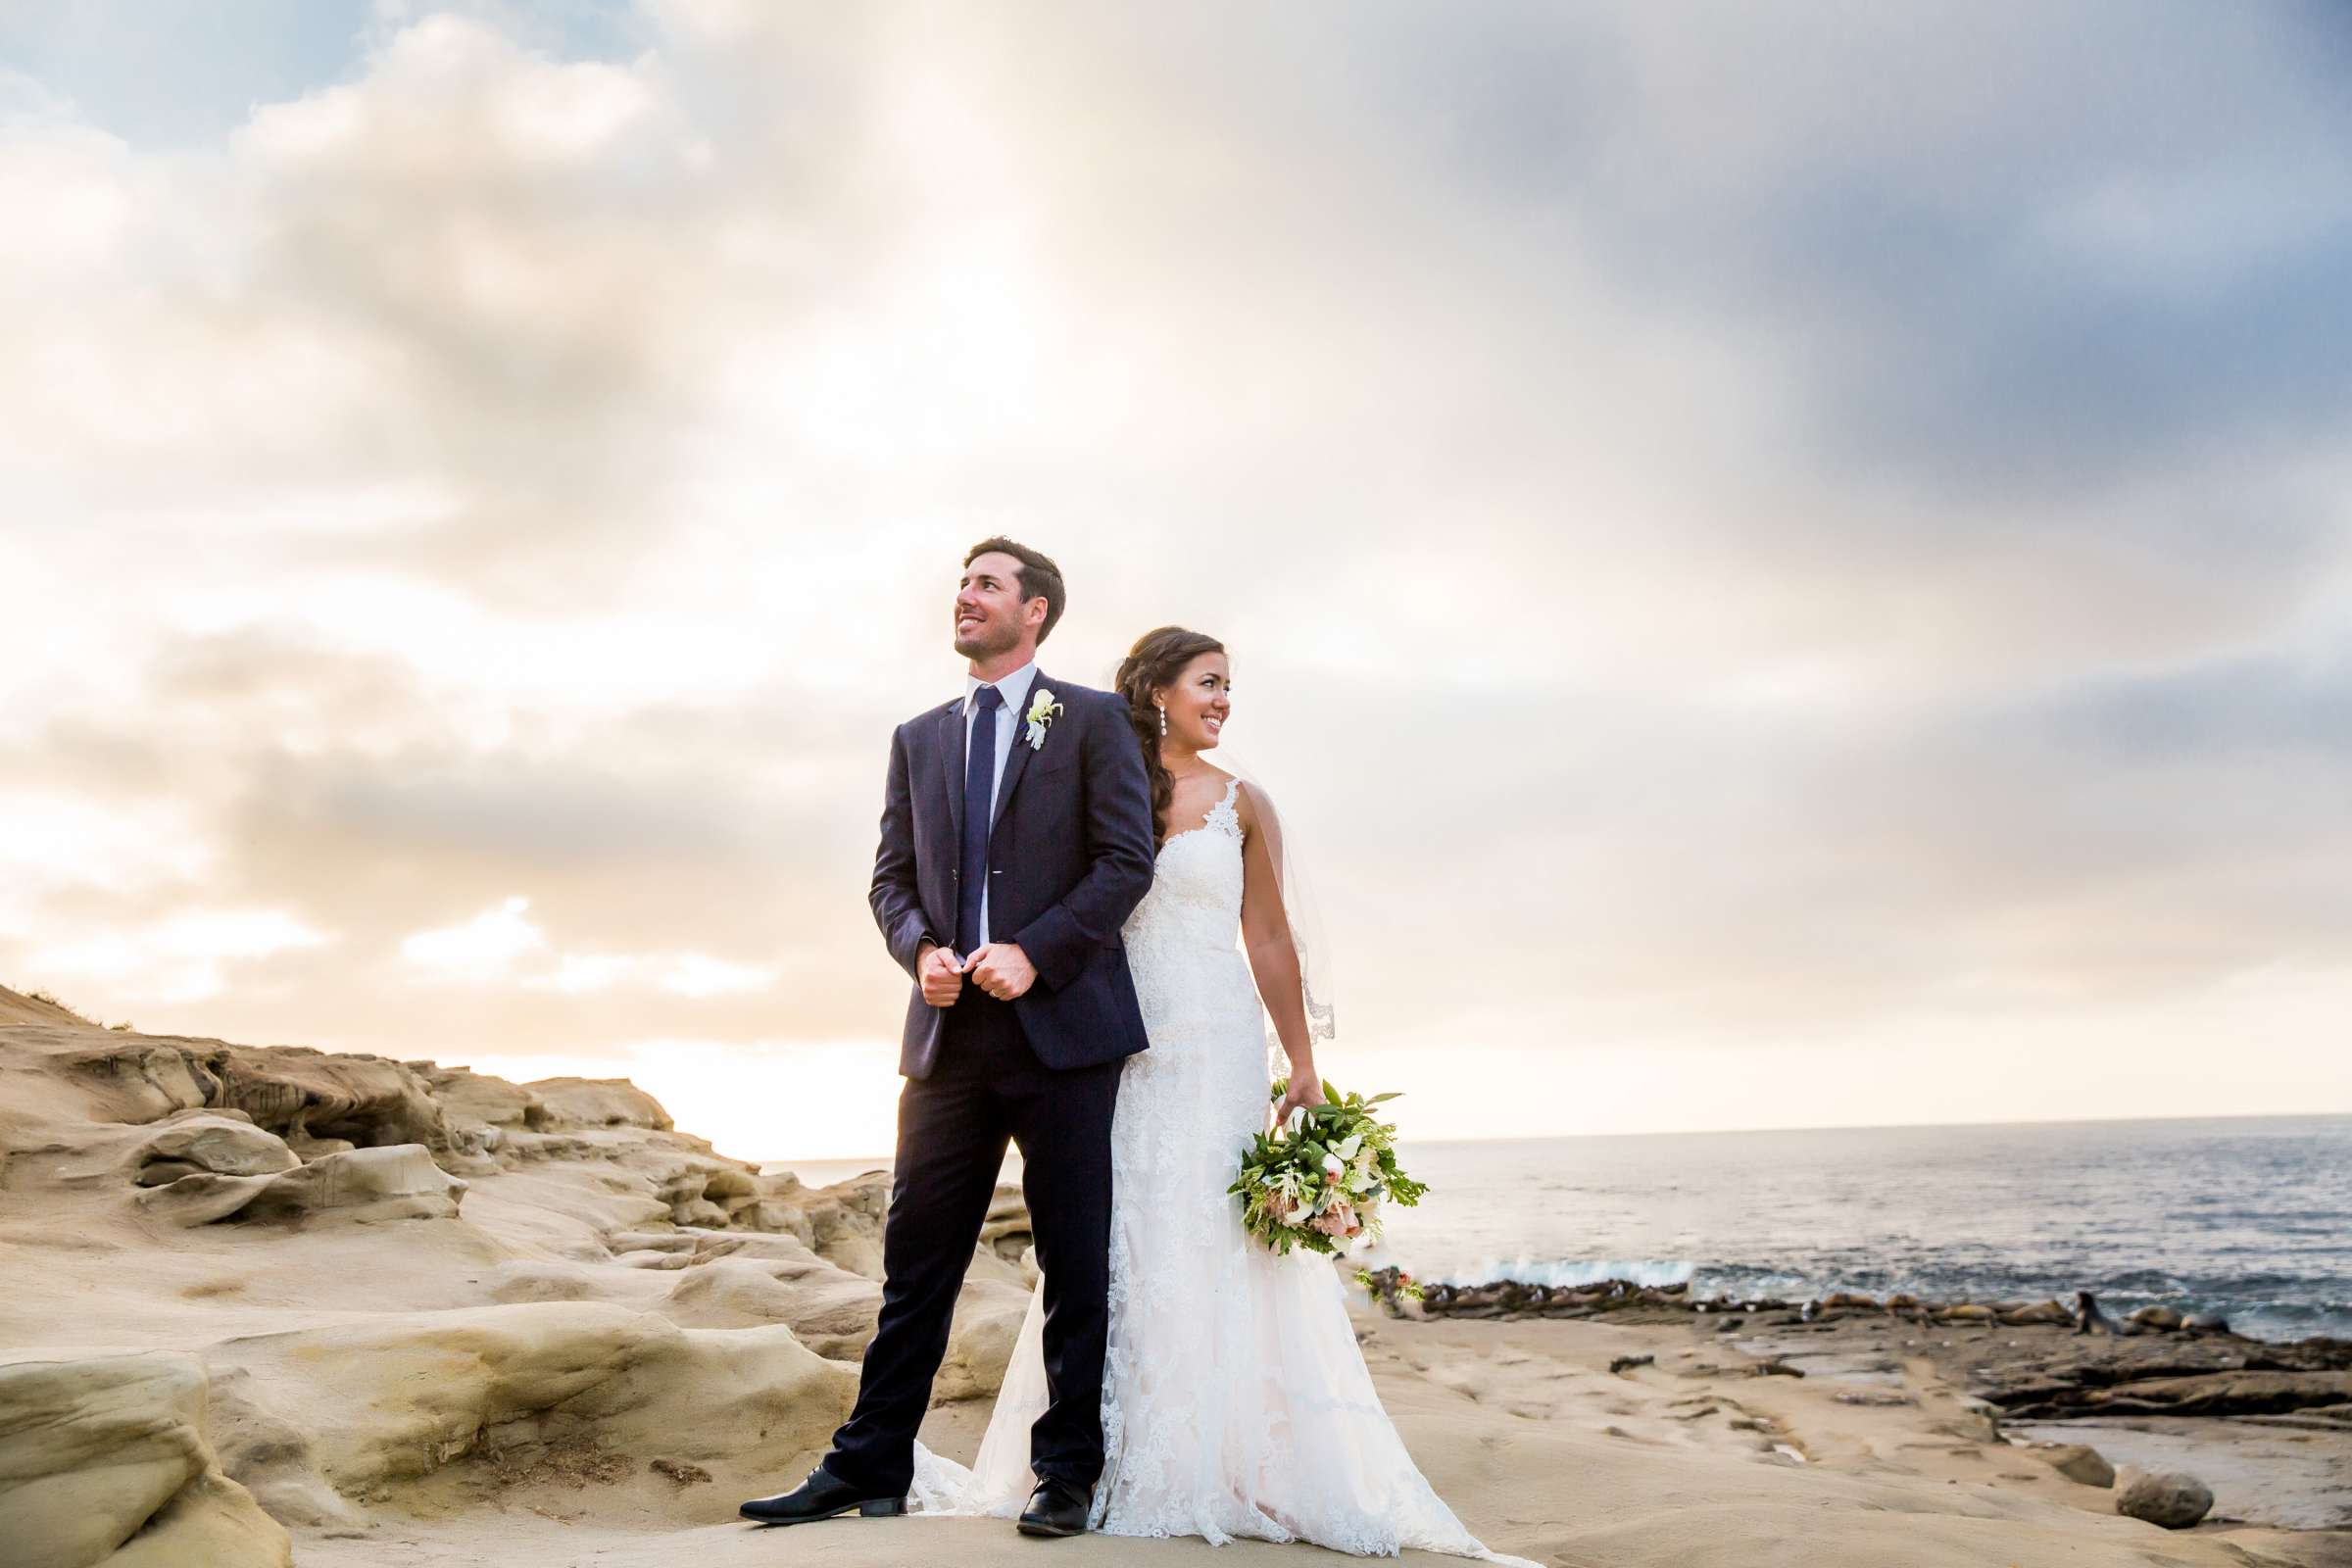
[1207,773,1243,834]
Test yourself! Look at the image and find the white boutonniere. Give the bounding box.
[1023,688,1064,751]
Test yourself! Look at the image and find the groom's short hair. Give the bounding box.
[964,536,1066,644]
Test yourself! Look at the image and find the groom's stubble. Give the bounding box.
[952,609,1022,663]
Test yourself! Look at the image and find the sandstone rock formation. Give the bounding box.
[31,1029,453,1155]
[201,1300,858,1522]
[526,1076,673,1131]
[0,1352,292,1568]
[127,1110,300,1186]
[0,1004,1027,1564]
[134,1143,467,1227]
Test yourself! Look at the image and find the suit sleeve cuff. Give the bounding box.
[1011,909,1082,991]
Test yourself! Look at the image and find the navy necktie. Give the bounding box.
[956,685,1003,954]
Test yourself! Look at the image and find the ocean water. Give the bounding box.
[773,1112,2352,1345]
[1356,1113,2352,1344]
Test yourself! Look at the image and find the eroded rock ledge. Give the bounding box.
[0,1009,1030,1567]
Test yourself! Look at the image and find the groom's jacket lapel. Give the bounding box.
[936,697,966,849]
[987,669,1047,839]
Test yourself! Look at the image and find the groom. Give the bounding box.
[741,538,1156,1538]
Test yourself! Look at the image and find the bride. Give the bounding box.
[912,626,1529,1563]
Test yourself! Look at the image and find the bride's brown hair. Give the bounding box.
[1113,626,1226,844]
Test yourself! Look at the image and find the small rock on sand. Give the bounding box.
[2115,1465,2215,1528]
[2032,1443,2115,1488]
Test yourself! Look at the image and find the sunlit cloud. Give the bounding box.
[399,895,548,981]
[656,953,777,998]
[398,897,777,997]
[517,949,778,997]
[523,953,642,995]
[0,794,218,941]
[23,906,334,1005]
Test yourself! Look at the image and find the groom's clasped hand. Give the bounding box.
[916,940,1037,1004]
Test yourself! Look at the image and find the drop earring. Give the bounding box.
[1157,706,1168,738]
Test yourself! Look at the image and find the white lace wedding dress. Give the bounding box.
[910,777,1530,1562]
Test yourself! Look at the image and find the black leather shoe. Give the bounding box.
[1016,1476,1092,1538]
[738,1464,907,1526]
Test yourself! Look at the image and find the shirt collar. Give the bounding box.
[965,657,1039,718]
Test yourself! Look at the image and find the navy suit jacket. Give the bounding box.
[869,671,1156,1078]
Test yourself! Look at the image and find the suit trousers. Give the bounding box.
[823,984,1121,1494]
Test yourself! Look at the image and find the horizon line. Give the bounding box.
[757,1103,2352,1169]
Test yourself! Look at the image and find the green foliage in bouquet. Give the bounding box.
[1228,1079,1429,1258]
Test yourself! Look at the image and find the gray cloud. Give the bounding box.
[2015,649,2352,761]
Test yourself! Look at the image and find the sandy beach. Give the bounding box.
[5,987,2347,1568]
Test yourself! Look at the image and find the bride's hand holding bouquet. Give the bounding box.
[1272,1070,1327,1128]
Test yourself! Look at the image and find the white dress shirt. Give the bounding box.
[960,657,1038,950]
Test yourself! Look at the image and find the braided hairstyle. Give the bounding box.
[1113,625,1227,844]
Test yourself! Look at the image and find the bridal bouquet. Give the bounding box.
[1229,1080,1427,1259]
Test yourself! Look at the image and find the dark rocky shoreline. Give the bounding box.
[1366,1269,2352,1422]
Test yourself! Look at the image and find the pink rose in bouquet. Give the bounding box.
[1311,1200,1360,1239]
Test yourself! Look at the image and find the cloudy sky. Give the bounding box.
[4,1,2348,1160]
